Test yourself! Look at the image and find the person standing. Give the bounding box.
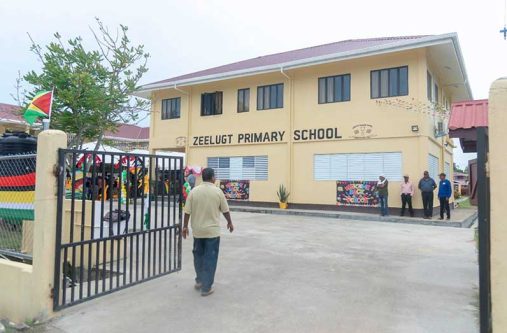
[418,171,437,219]
[182,168,234,296]
[438,173,452,220]
[377,175,389,216]
[187,170,196,189]
[400,175,415,217]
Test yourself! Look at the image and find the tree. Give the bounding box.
[22,18,150,149]
[453,162,465,173]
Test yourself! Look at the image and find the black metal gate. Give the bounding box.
[53,149,183,310]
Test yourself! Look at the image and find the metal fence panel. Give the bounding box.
[0,153,36,264]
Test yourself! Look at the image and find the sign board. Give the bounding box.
[336,180,379,207]
[192,127,341,146]
[220,180,250,200]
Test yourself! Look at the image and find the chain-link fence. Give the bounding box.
[0,153,36,264]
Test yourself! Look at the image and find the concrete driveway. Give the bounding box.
[44,212,478,333]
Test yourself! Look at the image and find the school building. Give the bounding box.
[136,33,472,212]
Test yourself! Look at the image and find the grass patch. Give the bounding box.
[0,221,22,251]
[456,197,472,209]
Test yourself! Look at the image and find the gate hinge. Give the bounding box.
[50,287,54,299]
[53,164,63,177]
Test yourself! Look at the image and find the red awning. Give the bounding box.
[449,99,488,130]
[449,99,488,153]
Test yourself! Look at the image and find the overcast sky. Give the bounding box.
[1,0,506,168]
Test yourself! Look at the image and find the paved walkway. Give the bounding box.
[230,206,478,228]
[43,212,478,333]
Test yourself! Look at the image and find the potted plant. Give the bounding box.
[277,184,290,209]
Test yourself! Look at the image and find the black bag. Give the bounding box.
[103,209,130,236]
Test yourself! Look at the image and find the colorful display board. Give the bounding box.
[220,180,250,200]
[336,180,378,207]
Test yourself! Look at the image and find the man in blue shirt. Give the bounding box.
[438,173,452,220]
[418,171,437,219]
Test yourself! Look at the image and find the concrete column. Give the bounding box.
[489,77,507,331]
[31,130,67,320]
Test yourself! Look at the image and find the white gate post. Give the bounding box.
[30,130,67,319]
[489,77,507,331]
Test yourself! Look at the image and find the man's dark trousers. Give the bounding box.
[401,194,414,217]
[193,237,220,292]
[439,197,451,219]
[421,191,434,217]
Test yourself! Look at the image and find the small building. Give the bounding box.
[449,99,489,205]
[0,103,30,134]
[137,33,472,211]
[103,124,149,152]
[453,171,469,196]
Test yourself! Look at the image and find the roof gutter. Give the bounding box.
[135,33,464,96]
[280,67,291,80]
[449,35,473,100]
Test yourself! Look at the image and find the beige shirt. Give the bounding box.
[183,182,230,238]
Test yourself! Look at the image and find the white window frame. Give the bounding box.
[314,152,403,181]
[444,161,451,178]
[207,156,268,181]
[428,154,440,180]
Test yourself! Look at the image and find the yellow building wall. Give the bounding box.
[189,143,288,202]
[150,89,190,151]
[149,48,453,208]
[292,137,424,208]
[187,73,290,144]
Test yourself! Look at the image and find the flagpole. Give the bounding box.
[48,87,54,123]
[42,88,54,131]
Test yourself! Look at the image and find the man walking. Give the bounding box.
[377,175,389,216]
[182,168,234,296]
[418,171,437,219]
[438,173,452,220]
[400,175,414,217]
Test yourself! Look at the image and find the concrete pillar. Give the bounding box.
[489,77,507,331]
[31,130,67,320]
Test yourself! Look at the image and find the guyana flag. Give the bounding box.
[23,90,53,125]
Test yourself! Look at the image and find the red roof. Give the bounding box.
[148,35,429,86]
[449,99,488,130]
[105,124,149,141]
[0,103,25,124]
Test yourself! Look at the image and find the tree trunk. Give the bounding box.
[94,133,104,151]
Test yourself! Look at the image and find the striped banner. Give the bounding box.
[0,161,36,221]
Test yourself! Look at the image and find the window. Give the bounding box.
[434,83,439,103]
[201,92,223,116]
[318,74,351,103]
[314,152,402,181]
[428,154,439,180]
[444,162,451,177]
[257,84,283,110]
[437,121,444,134]
[427,71,433,101]
[237,88,250,113]
[161,97,181,119]
[371,66,408,99]
[208,156,268,180]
